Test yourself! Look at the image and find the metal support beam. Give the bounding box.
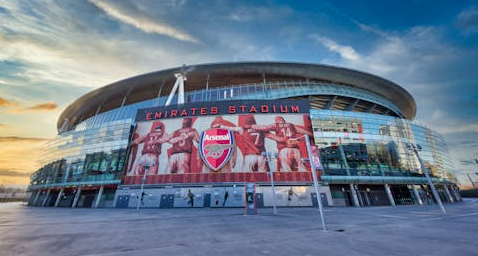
[165,73,186,106]
[95,104,102,115]
[443,185,454,203]
[155,82,164,106]
[324,95,337,110]
[204,73,210,101]
[63,163,71,183]
[384,184,396,206]
[59,118,69,133]
[121,95,128,107]
[345,99,359,111]
[32,190,41,206]
[72,186,82,208]
[338,143,351,176]
[365,103,377,113]
[178,75,185,104]
[93,185,104,208]
[349,183,360,207]
[452,186,462,201]
[165,78,180,106]
[54,187,64,207]
[41,189,51,207]
[411,185,423,205]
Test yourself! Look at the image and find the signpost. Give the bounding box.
[407,143,446,214]
[304,135,327,231]
[262,152,278,214]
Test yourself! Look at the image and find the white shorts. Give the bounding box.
[278,148,307,172]
[166,153,191,174]
[243,155,268,172]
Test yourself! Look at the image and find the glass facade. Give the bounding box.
[30,119,131,188]
[310,110,455,184]
[29,80,456,192]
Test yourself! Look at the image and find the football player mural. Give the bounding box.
[128,121,170,176]
[123,100,319,184]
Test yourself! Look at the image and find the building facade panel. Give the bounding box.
[28,62,460,208]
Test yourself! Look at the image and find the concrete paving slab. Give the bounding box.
[0,199,477,256]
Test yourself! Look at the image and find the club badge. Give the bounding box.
[199,128,235,172]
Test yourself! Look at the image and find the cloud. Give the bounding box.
[0,4,150,89]
[229,5,293,22]
[0,136,49,143]
[309,24,478,185]
[0,123,5,127]
[1,90,56,111]
[0,169,30,177]
[314,25,478,127]
[21,101,57,111]
[212,32,275,61]
[310,35,361,61]
[0,96,17,107]
[88,0,199,43]
[0,135,47,186]
[0,94,57,112]
[0,1,208,93]
[439,123,478,134]
[456,5,478,35]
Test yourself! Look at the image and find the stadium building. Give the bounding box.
[28,62,461,208]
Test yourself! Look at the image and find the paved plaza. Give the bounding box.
[0,199,477,256]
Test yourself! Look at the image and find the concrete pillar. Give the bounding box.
[72,186,82,208]
[93,185,104,208]
[384,184,396,206]
[54,187,64,207]
[349,183,360,207]
[41,189,51,207]
[32,190,41,206]
[412,185,423,205]
[443,185,454,203]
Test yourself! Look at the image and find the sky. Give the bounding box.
[0,0,477,187]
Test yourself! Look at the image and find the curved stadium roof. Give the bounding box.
[58,62,416,132]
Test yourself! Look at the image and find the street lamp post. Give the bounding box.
[460,159,478,188]
[466,173,477,189]
[407,143,446,214]
[262,151,278,214]
[303,135,327,231]
[136,170,148,211]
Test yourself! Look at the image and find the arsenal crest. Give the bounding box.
[199,128,235,172]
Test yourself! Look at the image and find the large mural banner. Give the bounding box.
[123,99,320,185]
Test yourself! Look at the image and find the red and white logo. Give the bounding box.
[199,128,235,172]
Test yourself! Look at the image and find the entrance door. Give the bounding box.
[160,194,174,208]
[255,193,264,208]
[203,194,211,207]
[116,195,130,208]
[320,193,328,207]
